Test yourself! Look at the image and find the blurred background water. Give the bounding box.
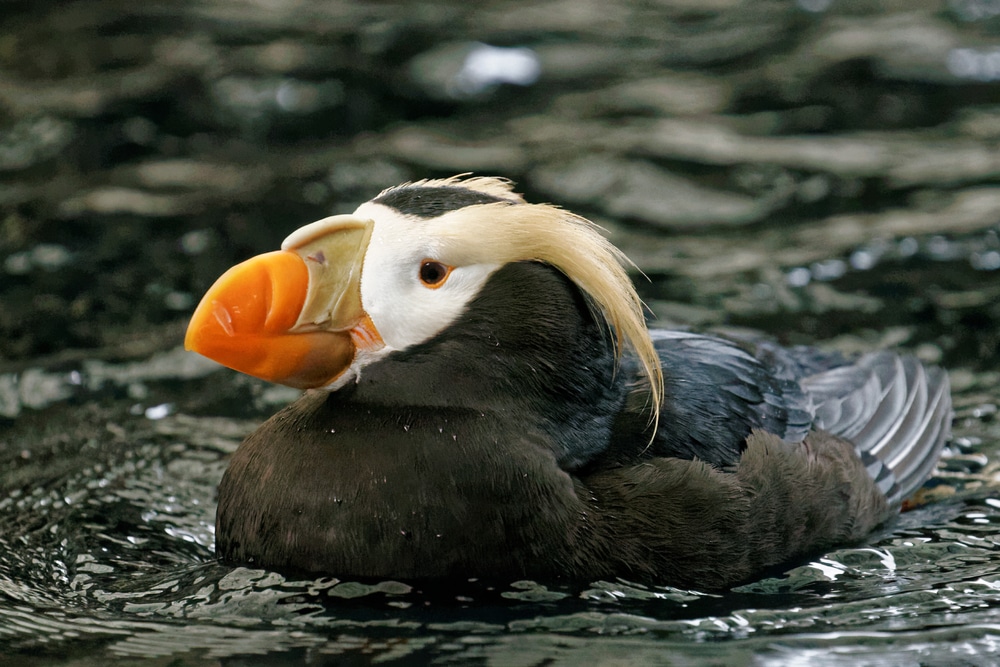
[2,1,1000,664]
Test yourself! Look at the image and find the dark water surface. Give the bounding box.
[3,1,1000,664]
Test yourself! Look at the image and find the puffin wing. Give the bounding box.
[602,331,816,470]
[803,351,952,505]
[607,332,950,506]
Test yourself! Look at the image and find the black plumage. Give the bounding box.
[215,260,951,589]
[373,184,514,218]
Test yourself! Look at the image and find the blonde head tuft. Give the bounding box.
[381,176,663,430]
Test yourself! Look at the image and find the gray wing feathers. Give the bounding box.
[889,365,951,503]
[803,352,952,506]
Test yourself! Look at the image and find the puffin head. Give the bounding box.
[185,176,662,415]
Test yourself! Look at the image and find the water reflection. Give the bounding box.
[1,367,998,661]
[3,234,1000,662]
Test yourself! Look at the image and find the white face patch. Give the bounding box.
[352,202,500,352]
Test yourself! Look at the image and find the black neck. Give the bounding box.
[344,261,625,469]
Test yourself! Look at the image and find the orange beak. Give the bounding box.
[184,216,377,389]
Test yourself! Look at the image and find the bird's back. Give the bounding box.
[573,333,952,587]
[609,331,951,506]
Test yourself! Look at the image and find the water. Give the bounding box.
[3,0,1000,663]
[1,245,999,664]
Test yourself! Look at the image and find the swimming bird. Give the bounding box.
[185,176,951,589]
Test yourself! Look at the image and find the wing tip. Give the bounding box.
[808,351,952,506]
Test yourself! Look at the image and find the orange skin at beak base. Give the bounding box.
[184,250,355,389]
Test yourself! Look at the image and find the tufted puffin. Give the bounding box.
[185,176,951,590]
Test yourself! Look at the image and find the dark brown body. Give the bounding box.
[216,262,946,589]
[218,392,888,589]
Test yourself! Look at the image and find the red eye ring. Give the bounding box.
[419,260,452,288]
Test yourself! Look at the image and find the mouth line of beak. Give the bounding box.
[184,216,376,389]
[348,313,384,352]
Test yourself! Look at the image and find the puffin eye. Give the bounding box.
[419,260,452,288]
